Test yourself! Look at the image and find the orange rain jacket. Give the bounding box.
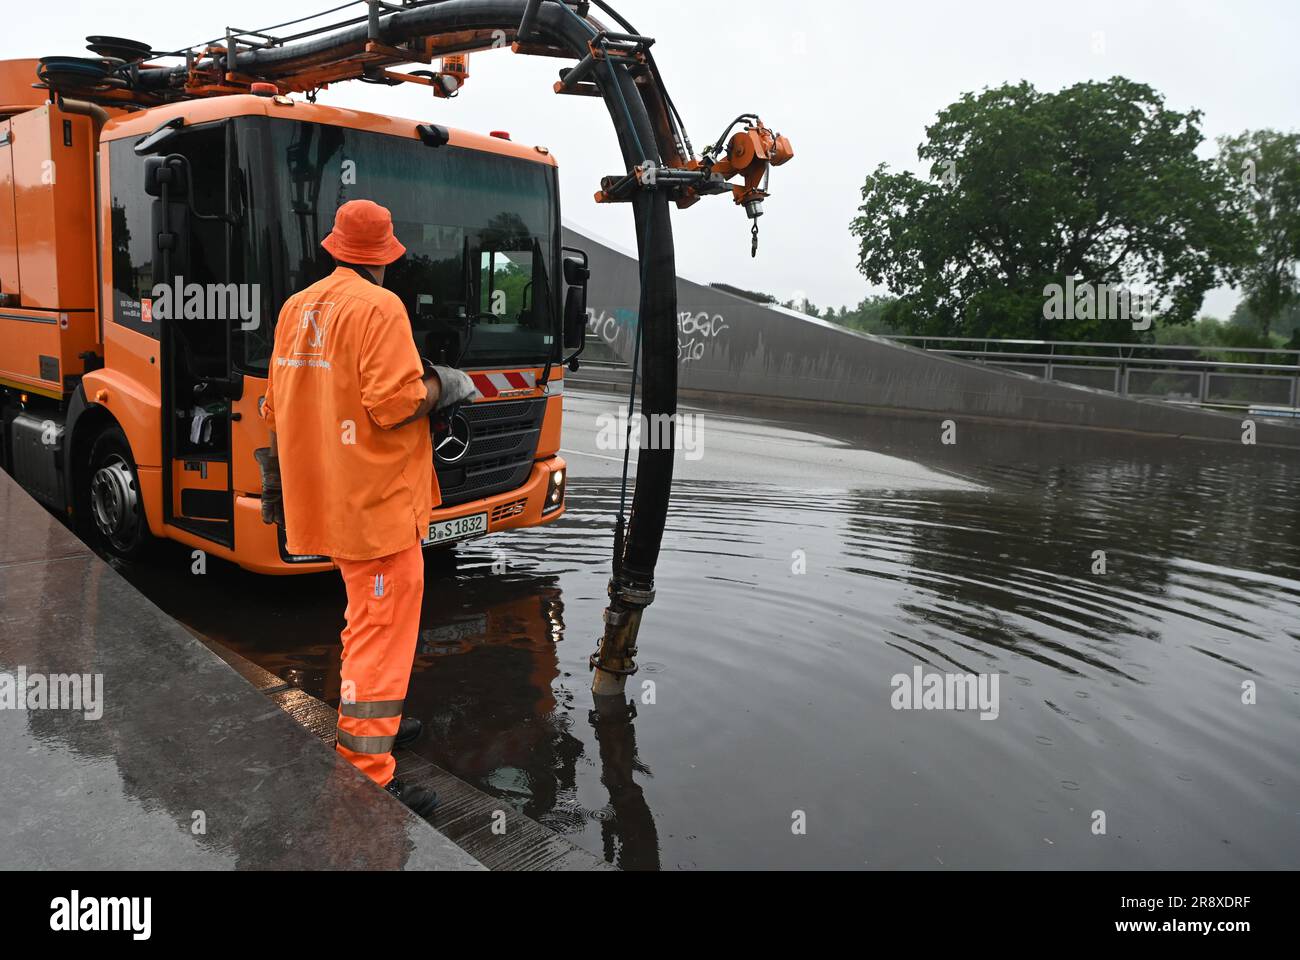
[263,267,438,561]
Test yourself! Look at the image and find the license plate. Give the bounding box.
[427,512,488,546]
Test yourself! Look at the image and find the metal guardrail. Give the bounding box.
[881,336,1300,417]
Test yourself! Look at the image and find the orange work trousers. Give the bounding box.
[333,542,424,786]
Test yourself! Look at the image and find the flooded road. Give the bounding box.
[114,390,1300,869]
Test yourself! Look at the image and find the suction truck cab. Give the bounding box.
[0,68,588,574]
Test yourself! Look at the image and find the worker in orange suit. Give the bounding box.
[255,199,479,818]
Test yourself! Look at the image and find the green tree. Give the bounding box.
[1156,315,1279,361]
[1217,130,1300,337]
[827,295,900,335]
[780,297,823,318]
[851,78,1253,340]
[1230,298,1300,339]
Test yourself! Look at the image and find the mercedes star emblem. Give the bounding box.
[436,411,472,464]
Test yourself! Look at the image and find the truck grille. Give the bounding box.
[435,397,546,507]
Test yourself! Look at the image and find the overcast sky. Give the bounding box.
[8,0,1298,318]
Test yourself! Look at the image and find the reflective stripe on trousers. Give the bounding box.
[333,542,424,786]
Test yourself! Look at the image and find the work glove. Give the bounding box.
[426,363,481,411]
[253,447,285,527]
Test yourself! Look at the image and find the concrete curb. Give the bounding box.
[1,469,483,870]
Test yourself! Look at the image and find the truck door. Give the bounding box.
[141,122,241,548]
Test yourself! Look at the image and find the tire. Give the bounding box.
[85,425,153,560]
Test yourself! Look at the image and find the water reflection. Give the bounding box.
[117,540,667,869]
[114,407,1300,869]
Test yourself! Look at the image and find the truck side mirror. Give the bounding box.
[563,254,590,287]
[144,155,192,199]
[148,158,191,283]
[561,248,589,367]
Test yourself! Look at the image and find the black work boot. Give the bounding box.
[394,716,422,749]
[386,778,438,818]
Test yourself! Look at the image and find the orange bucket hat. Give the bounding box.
[321,199,407,265]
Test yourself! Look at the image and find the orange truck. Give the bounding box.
[0,58,589,574]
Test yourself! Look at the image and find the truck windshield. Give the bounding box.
[234,116,560,374]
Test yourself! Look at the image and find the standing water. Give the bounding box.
[113,395,1300,870]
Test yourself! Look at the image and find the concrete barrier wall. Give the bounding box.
[564,224,1300,450]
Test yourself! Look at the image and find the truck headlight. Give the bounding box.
[545,469,565,512]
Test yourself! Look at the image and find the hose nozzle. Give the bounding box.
[590,579,654,695]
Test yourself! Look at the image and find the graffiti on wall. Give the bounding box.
[676,310,730,364]
[587,307,730,365]
[586,307,638,354]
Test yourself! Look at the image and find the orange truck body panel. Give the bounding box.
[0,59,50,116]
[1,65,571,575]
[0,103,100,396]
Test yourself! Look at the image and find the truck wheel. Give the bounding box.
[86,425,153,559]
